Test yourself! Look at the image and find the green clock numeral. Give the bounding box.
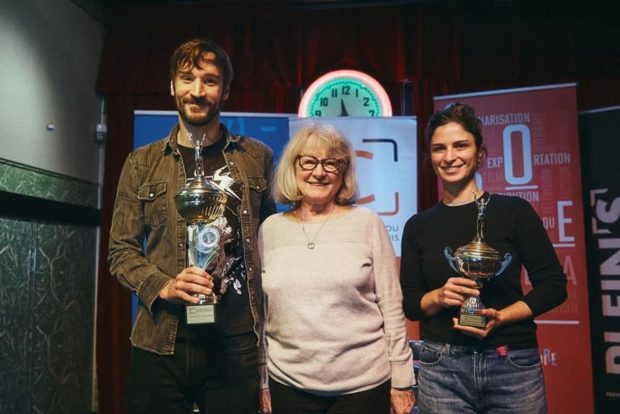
[363,97,370,107]
[314,110,322,116]
[331,89,338,98]
[369,110,376,116]
[355,89,359,98]
[320,97,329,107]
[342,86,351,95]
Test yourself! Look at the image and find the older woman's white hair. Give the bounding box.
[274,123,358,206]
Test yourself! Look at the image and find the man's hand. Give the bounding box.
[158,266,214,304]
[390,387,415,414]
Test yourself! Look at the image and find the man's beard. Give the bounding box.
[176,98,222,127]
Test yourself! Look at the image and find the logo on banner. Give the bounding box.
[356,138,400,216]
[479,115,577,249]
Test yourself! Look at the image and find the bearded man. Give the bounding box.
[108,38,275,414]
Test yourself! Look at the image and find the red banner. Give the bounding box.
[434,84,594,414]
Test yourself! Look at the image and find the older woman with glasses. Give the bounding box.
[257,124,415,414]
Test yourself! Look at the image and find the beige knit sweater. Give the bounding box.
[258,207,414,396]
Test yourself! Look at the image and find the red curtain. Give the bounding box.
[96,2,620,413]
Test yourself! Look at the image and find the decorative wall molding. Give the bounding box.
[0,158,99,210]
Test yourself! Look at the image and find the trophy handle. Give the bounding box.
[443,247,459,273]
[493,252,513,277]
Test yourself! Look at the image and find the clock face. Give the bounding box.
[298,70,392,118]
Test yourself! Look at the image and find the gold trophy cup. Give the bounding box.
[444,193,512,328]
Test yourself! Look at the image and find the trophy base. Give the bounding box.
[459,294,486,328]
[459,313,486,329]
[186,303,216,325]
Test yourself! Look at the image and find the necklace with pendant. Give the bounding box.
[299,206,334,250]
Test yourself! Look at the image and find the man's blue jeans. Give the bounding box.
[417,341,547,414]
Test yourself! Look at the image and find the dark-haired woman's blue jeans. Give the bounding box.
[417,341,547,414]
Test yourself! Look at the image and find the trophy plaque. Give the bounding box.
[444,192,512,328]
[175,132,230,324]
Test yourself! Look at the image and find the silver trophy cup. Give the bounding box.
[174,133,229,324]
[444,193,512,328]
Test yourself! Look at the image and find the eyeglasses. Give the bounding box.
[297,155,344,173]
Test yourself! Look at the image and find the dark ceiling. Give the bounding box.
[96,0,438,7]
[74,0,458,24]
[73,0,516,24]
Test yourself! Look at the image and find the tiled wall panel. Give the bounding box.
[0,218,96,413]
[0,159,98,413]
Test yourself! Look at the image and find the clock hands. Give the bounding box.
[339,99,349,116]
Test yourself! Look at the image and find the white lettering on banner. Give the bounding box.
[533,152,571,165]
[540,348,558,366]
[521,254,576,288]
[598,239,620,316]
[593,190,620,235]
[600,238,620,276]
[386,224,400,243]
[591,188,620,376]
[558,201,575,243]
[542,216,556,229]
[604,332,620,374]
[597,198,620,223]
[503,124,533,186]
[480,112,531,126]
[602,280,620,290]
[602,281,620,321]
[499,190,539,203]
[486,157,503,169]
[563,254,577,286]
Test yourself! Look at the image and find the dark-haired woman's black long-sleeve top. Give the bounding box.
[400,194,567,349]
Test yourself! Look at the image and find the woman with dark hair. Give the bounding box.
[400,103,567,413]
[258,123,415,414]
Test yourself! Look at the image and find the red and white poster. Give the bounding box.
[434,84,594,414]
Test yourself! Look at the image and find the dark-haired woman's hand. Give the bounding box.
[421,277,481,317]
[436,277,479,308]
[452,307,501,339]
